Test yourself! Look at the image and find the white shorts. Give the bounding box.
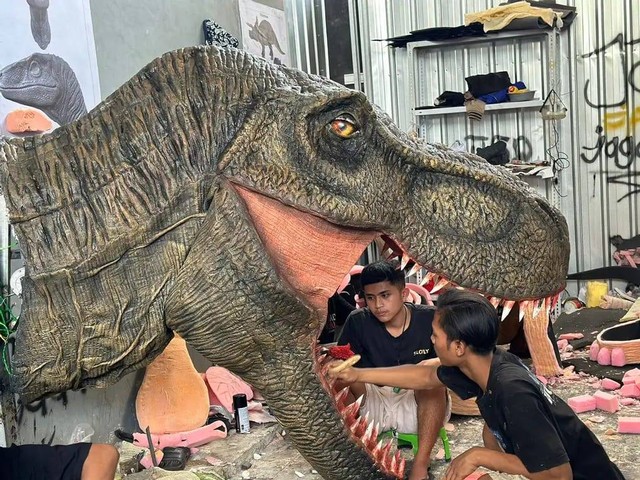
[361,384,452,434]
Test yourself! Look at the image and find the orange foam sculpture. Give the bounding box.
[5,109,52,134]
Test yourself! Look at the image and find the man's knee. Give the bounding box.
[415,385,447,404]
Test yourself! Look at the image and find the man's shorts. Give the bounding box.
[0,442,91,480]
[361,384,451,434]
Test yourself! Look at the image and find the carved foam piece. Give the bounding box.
[589,341,600,361]
[618,417,640,434]
[5,108,52,134]
[129,420,227,451]
[204,366,254,413]
[521,298,562,376]
[601,378,621,390]
[619,384,640,398]
[593,390,619,413]
[136,335,210,434]
[567,394,597,413]
[597,347,611,365]
[596,318,640,366]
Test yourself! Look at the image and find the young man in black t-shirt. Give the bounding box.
[336,260,448,480]
[331,289,625,480]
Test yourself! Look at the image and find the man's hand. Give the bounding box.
[327,360,360,385]
[444,447,482,480]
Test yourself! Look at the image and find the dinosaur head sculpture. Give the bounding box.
[0,46,569,479]
[0,53,87,125]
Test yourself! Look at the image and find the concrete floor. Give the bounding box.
[118,372,640,480]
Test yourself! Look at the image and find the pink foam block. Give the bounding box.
[611,348,626,367]
[620,398,637,406]
[557,339,569,350]
[623,375,638,385]
[601,378,621,390]
[623,368,640,379]
[618,417,640,434]
[594,390,619,413]
[567,394,597,413]
[619,384,640,398]
[589,341,600,361]
[597,347,611,365]
[559,333,584,341]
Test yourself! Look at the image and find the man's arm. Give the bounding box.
[444,447,572,480]
[329,358,444,390]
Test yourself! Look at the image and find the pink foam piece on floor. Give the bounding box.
[558,332,584,341]
[619,384,640,398]
[597,347,611,365]
[204,366,254,413]
[620,398,637,406]
[618,417,640,434]
[611,348,626,367]
[557,339,569,350]
[624,368,640,379]
[536,375,548,385]
[567,394,597,413]
[463,472,490,480]
[601,378,621,390]
[623,375,638,385]
[594,390,619,413]
[589,341,600,361]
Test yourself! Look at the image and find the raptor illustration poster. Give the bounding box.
[0,0,100,135]
[239,0,290,66]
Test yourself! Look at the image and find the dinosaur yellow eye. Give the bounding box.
[329,115,359,138]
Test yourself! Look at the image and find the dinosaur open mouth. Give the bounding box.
[232,183,559,479]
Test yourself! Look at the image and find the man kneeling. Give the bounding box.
[336,260,447,480]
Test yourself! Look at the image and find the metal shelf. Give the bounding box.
[406,29,549,50]
[414,99,543,116]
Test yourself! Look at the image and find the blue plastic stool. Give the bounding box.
[378,427,451,462]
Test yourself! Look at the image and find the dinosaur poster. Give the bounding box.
[239,0,290,66]
[0,0,100,135]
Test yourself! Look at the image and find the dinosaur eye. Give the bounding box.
[29,61,41,78]
[329,114,360,139]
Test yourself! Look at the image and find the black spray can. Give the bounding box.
[233,393,250,433]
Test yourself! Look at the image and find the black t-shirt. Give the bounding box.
[337,303,436,368]
[437,349,625,479]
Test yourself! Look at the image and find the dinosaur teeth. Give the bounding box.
[407,262,422,277]
[430,277,449,293]
[334,387,349,407]
[400,252,411,270]
[397,457,406,478]
[342,396,362,422]
[488,296,502,308]
[419,272,436,287]
[532,298,545,317]
[501,300,515,321]
[350,415,367,437]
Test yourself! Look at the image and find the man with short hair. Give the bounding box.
[332,289,625,480]
[336,260,448,480]
[0,442,119,480]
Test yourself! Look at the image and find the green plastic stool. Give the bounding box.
[378,427,451,462]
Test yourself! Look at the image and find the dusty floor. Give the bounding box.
[119,368,640,479]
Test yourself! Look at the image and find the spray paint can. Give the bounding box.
[233,393,250,433]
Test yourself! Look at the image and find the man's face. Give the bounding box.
[363,280,406,323]
[431,312,456,366]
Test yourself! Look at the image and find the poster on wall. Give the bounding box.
[0,0,100,136]
[238,0,289,66]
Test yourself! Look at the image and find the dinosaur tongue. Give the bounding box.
[234,185,378,316]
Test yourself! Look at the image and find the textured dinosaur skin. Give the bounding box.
[0,46,569,479]
[0,53,87,126]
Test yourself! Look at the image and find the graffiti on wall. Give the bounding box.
[580,33,640,201]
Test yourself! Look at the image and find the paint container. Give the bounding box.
[233,393,250,434]
[563,297,585,314]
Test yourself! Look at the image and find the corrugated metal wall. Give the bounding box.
[357,0,640,295]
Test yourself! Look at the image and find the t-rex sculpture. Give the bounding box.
[0,46,569,479]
